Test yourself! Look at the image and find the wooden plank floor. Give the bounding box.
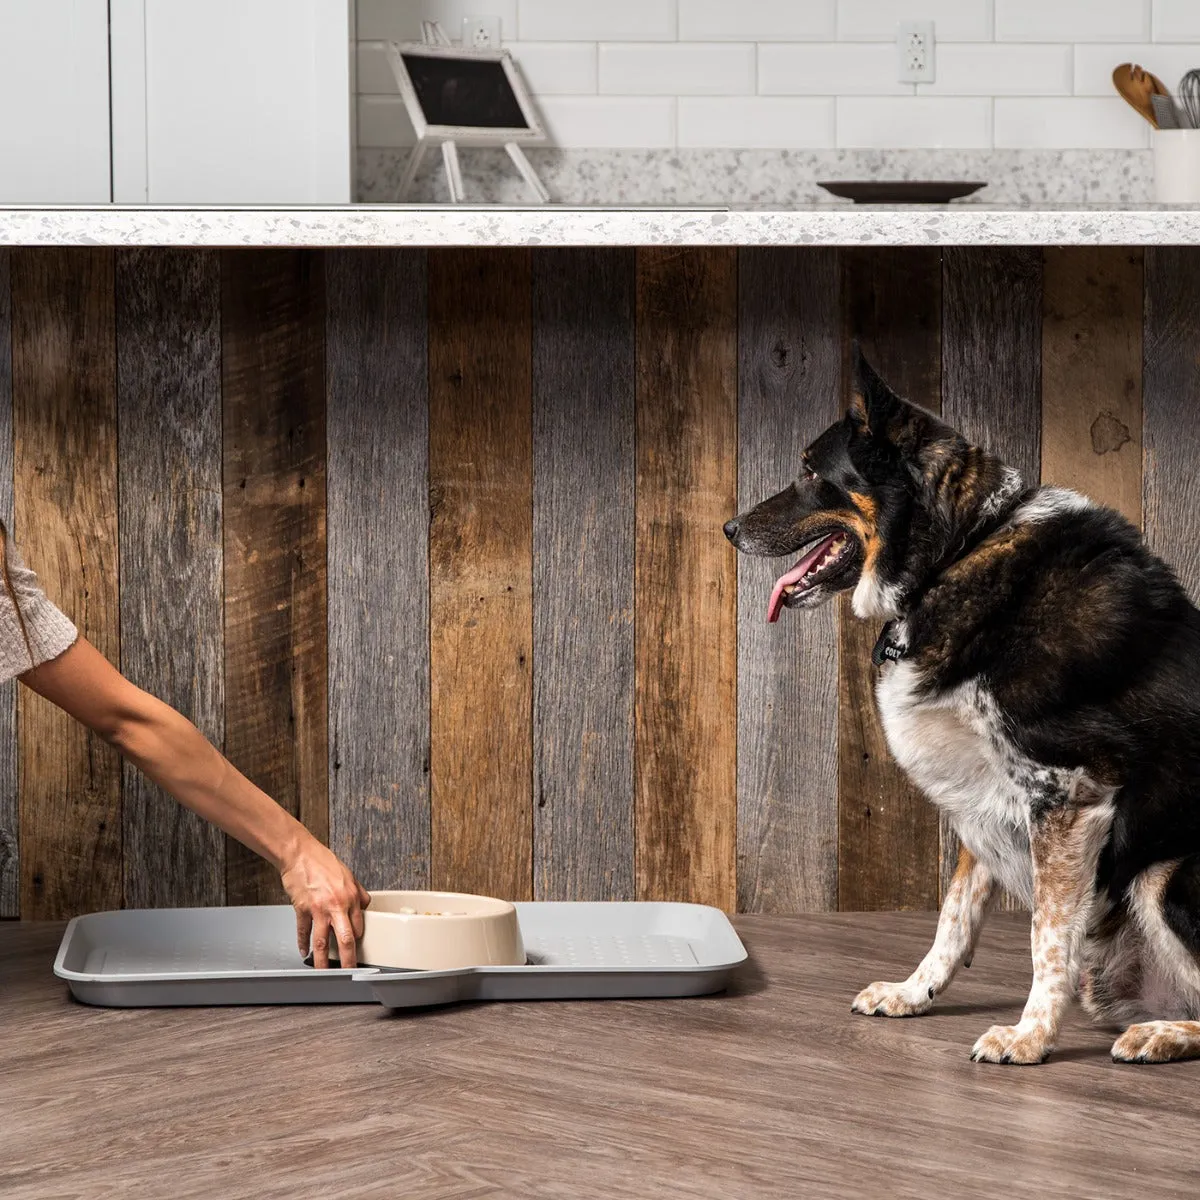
[2,914,1196,1200]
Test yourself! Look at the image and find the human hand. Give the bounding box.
[280,836,371,969]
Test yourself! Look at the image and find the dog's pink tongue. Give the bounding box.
[767,536,837,623]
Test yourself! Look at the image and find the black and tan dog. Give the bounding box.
[725,347,1200,1065]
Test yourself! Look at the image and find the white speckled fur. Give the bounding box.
[851,571,901,621]
[875,660,1038,905]
[1011,485,1091,525]
[972,793,1115,1063]
[977,465,1025,522]
[852,848,995,1018]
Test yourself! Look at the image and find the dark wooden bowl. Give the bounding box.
[817,180,987,203]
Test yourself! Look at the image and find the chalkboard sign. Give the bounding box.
[387,43,545,145]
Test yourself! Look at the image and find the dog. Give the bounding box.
[724,346,1200,1065]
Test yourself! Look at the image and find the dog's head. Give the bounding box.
[724,346,1021,623]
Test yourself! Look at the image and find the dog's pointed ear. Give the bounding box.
[848,341,912,440]
[849,341,901,433]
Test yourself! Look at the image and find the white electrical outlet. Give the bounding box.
[896,20,935,83]
[463,16,502,49]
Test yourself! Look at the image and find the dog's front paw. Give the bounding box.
[970,1022,1050,1065]
[1111,1021,1200,1064]
[851,980,933,1018]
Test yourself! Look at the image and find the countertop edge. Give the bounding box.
[2,206,1200,247]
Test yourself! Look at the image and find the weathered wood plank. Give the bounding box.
[943,246,1043,909]
[428,249,533,900]
[11,249,121,920]
[1145,247,1200,602]
[116,249,224,908]
[222,250,328,906]
[0,249,14,916]
[532,249,635,902]
[326,249,431,891]
[737,247,840,913]
[635,248,738,910]
[1042,248,1143,527]
[839,248,943,912]
[942,248,1043,485]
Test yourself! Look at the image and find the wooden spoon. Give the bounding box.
[1112,63,1170,128]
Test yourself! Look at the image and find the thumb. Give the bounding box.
[358,884,371,908]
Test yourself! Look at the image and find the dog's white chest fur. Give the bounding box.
[875,656,1036,905]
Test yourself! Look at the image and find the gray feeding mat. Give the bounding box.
[54,901,748,1009]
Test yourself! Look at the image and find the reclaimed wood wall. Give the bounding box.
[0,245,1196,920]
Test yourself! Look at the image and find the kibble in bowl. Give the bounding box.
[354,890,525,971]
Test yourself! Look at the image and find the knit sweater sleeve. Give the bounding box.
[0,541,79,683]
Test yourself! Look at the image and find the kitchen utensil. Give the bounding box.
[1151,93,1181,130]
[1179,69,1200,130]
[817,180,986,204]
[1112,63,1169,127]
[53,900,749,1008]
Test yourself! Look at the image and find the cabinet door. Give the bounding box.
[0,0,111,203]
[116,0,353,204]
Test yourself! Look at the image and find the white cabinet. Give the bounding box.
[0,1,111,203]
[112,0,354,204]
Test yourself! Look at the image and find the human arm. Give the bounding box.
[21,637,369,968]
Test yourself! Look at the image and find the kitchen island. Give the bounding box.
[0,203,1199,247]
[0,210,1197,930]
[2,913,1193,1200]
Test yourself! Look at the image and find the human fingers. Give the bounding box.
[295,907,314,960]
[330,908,358,970]
[311,911,332,970]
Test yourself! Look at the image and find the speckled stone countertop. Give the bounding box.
[1,204,1199,247]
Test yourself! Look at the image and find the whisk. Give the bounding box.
[1180,69,1200,129]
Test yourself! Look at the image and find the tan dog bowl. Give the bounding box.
[355,890,525,971]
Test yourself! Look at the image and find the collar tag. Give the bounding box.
[871,622,907,668]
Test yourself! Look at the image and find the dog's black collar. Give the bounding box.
[871,621,907,667]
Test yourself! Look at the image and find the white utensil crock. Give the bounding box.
[1154,129,1200,204]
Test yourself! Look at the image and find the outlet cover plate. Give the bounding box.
[463,16,502,49]
[896,20,935,83]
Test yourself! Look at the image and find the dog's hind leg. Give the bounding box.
[1112,857,1200,1064]
[852,843,995,1017]
[1079,901,1146,1027]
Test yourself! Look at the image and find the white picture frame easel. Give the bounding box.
[386,22,549,204]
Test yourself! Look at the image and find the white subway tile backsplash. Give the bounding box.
[836,0,993,43]
[678,97,836,147]
[518,0,676,42]
[759,43,911,95]
[837,97,992,147]
[358,96,416,148]
[995,0,1149,43]
[1154,0,1200,42]
[357,43,398,95]
[1074,43,1200,96]
[508,43,599,95]
[994,97,1150,148]
[356,0,518,43]
[600,44,755,95]
[679,0,836,42]
[352,0,1200,156]
[536,96,676,147]
[921,44,1073,95]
